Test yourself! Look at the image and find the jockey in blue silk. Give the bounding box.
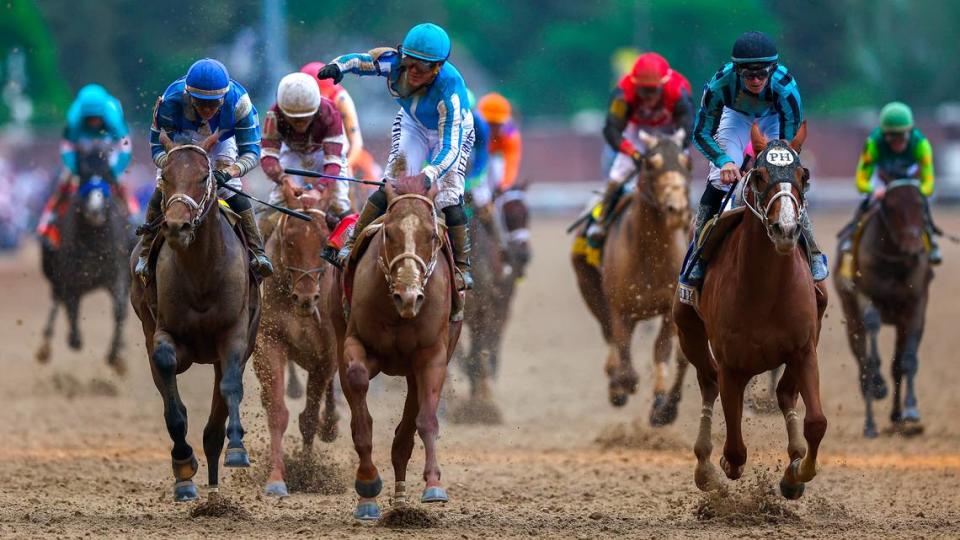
[682,31,828,287]
[317,22,477,291]
[37,84,134,246]
[135,58,272,280]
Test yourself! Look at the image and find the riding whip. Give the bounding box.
[215,181,313,221]
[283,168,386,187]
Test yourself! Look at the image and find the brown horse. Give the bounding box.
[834,179,932,438]
[129,132,260,502]
[253,197,339,498]
[674,123,828,499]
[326,174,461,520]
[572,131,692,424]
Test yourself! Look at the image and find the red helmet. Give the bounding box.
[300,62,338,100]
[630,53,670,87]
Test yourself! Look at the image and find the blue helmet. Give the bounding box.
[185,58,230,100]
[76,84,110,118]
[401,23,451,63]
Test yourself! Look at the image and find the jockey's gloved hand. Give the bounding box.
[316,64,343,84]
[631,150,644,169]
[213,169,233,187]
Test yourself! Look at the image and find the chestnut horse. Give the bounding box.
[129,132,260,502]
[327,176,461,520]
[572,131,692,424]
[834,179,932,437]
[674,123,828,500]
[253,198,340,498]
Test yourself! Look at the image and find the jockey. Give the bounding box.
[477,92,522,195]
[300,61,373,177]
[137,58,272,279]
[317,22,476,290]
[683,31,828,286]
[841,101,940,263]
[259,72,349,241]
[38,84,133,243]
[465,89,490,192]
[587,52,693,242]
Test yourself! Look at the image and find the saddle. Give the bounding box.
[340,216,463,321]
[676,207,747,308]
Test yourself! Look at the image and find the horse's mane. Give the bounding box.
[389,152,432,196]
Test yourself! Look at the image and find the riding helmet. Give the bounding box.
[879,101,914,133]
[401,23,451,63]
[185,58,230,100]
[731,31,779,65]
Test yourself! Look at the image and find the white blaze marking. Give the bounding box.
[777,184,797,230]
[399,214,421,279]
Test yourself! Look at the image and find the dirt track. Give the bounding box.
[1,210,958,539]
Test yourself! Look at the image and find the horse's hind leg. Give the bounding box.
[607,311,639,407]
[341,336,381,520]
[320,378,340,443]
[65,295,82,350]
[650,317,683,426]
[718,366,750,481]
[299,369,325,449]
[892,317,925,435]
[106,281,128,375]
[253,341,290,497]
[390,375,420,506]
[203,364,229,495]
[36,302,58,363]
[286,361,304,399]
[415,346,450,504]
[150,331,198,502]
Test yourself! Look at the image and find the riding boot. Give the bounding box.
[838,196,871,253]
[135,188,163,280]
[586,180,623,244]
[257,210,279,245]
[448,223,473,291]
[680,183,726,287]
[336,189,387,266]
[800,213,829,282]
[237,208,274,278]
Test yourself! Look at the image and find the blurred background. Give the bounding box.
[2,0,960,249]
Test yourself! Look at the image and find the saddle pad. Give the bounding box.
[329,213,359,250]
[697,207,746,263]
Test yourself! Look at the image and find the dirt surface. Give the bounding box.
[1,210,959,539]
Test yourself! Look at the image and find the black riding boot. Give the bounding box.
[444,203,472,291]
[922,197,942,264]
[227,195,273,278]
[135,188,163,279]
[680,183,726,287]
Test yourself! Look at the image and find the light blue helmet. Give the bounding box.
[185,58,230,100]
[401,23,451,63]
[76,84,110,118]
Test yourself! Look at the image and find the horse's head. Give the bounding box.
[157,131,219,249]
[74,142,115,227]
[276,201,330,317]
[880,179,926,256]
[747,122,809,254]
[380,177,442,319]
[636,130,691,229]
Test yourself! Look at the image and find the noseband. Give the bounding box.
[377,194,442,294]
[160,145,215,229]
[276,210,329,290]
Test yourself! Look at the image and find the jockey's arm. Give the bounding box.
[917,137,935,197]
[773,73,803,144]
[602,88,635,156]
[335,92,364,167]
[855,137,878,195]
[231,93,261,177]
[422,87,465,184]
[332,48,396,79]
[672,89,695,149]
[259,109,284,184]
[149,96,175,168]
[498,129,522,191]
[692,79,734,168]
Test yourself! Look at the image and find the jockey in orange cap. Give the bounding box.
[587,52,693,243]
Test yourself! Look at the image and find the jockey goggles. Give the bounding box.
[883,130,910,142]
[737,62,776,81]
[399,53,439,74]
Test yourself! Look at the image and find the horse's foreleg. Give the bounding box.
[775,366,805,461]
[341,336,381,519]
[299,369,324,449]
[286,361,304,399]
[416,346,450,503]
[390,375,420,506]
[220,340,250,468]
[202,364,229,493]
[150,331,197,502]
[320,377,340,443]
[650,318,681,426]
[718,367,749,481]
[607,311,638,407]
[253,341,289,496]
[106,281,128,375]
[65,295,82,351]
[894,315,925,432]
[36,302,58,364]
[792,352,827,489]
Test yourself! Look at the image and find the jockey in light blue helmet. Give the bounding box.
[401,22,451,63]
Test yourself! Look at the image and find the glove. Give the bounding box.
[316,64,343,84]
[213,169,233,187]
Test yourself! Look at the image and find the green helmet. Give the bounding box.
[880,101,914,133]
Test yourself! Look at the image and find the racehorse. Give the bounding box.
[572,131,691,424]
[37,144,133,375]
[674,122,828,499]
[129,132,260,502]
[253,196,340,498]
[327,162,461,520]
[457,186,531,421]
[834,179,932,437]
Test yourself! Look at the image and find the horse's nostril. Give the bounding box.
[178,222,191,233]
[312,293,321,302]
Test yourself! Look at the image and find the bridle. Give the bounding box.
[377,193,443,294]
[276,209,329,292]
[743,143,807,241]
[875,179,924,257]
[159,145,216,229]
[633,142,690,214]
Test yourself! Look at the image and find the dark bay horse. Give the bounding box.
[254,200,339,498]
[834,179,932,437]
[675,123,828,500]
[129,132,260,502]
[572,131,691,424]
[37,145,133,375]
[327,173,461,520]
[458,187,531,421]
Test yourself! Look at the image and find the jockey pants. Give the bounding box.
[706,107,780,191]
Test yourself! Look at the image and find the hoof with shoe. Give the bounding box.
[223,447,250,468]
[694,463,721,492]
[608,391,628,408]
[173,480,199,502]
[421,486,449,503]
[265,480,289,498]
[720,456,744,480]
[863,423,879,439]
[354,499,381,521]
[779,459,805,500]
[649,393,680,427]
[355,475,383,499]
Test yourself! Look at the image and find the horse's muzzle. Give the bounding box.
[162,219,195,249]
[392,289,425,319]
[292,291,321,317]
[769,221,800,254]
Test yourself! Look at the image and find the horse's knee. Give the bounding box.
[416,411,439,441]
[152,341,177,379]
[345,362,370,394]
[219,375,244,401]
[804,413,827,443]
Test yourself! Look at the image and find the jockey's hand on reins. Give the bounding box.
[213,169,233,187]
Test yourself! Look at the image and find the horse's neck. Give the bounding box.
[732,214,800,291]
[628,194,669,242]
[172,209,227,285]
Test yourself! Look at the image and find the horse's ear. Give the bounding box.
[200,130,221,153]
[789,121,807,153]
[750,122,768,155]
[637,130,656,151]
[159,130,175,152]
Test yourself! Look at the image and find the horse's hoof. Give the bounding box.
[609,392,629,408]
[902,407,921,422]
[650,395,679,427]
[36,343,51,364]
[354,500,381,521]
[355,475,383,498]
[68,333,82,351]
[694,463,721,492]
[320,421,339,443]
[779,477,805,500]
[173,480,199,502]
[720,456,744,480]
[863,424,879,439]
[421,486,449,503]
[223,447,250,468]
[265,480,289,498]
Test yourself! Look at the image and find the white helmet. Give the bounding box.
[277,72,321,118]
